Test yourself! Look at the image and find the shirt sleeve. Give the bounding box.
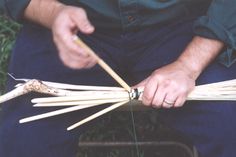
[193,0,236,67]
[0,0,31,21]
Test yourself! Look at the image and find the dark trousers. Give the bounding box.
[0,18,236,157]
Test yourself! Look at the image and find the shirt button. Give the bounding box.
[127,15,135,22]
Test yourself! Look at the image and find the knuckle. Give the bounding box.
[146,92,154,102]
[163,79,171,86]
[169,80,178,87]
[178,86,188,95]
[77,8,87,18]
[151,70,160,78]
[142,94,153,106]
[154,73,163,81]
[77,8,86,14]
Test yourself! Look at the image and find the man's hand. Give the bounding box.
[136,36,224,108]
[24,0,96,69]
[51,5,96,69]
[137,61,196,108]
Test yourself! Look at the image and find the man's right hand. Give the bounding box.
[24,0,97,69]
[51,5,97,69]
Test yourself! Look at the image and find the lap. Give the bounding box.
[159,62,236,157]
[127,19,236,157]
[0,24,119,157]
[1,18,236,157]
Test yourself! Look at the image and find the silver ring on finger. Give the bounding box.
[163,100,175,107]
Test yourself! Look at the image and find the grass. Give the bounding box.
[0,14,20,94]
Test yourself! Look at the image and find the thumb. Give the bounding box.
[132,77,149,89]
[132,77,150,101]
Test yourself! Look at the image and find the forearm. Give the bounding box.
[23,0,64,28]
[177,36,224,80]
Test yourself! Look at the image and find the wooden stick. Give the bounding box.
[1,79,115,103]
[67,100,129,130]
[16,82,125,91]
[0,84,28,103]
[19,103,102,123]
[2,79,124,103]
[33,98,129,107]
[73,35,131,92]
[3,78,236,105]
[136,82,236,101]
[195,79,236,88]
[31,91,130,103]
[187,90,236,101]
[36,81,125,91]
[0,79,66,103]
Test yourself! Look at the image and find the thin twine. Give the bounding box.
[129,101,141,157]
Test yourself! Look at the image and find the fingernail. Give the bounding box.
[85,25,94,32]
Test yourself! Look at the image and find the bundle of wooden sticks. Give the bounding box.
[1,36,236,131]
[0,78,137,130]
[1,77,236,131]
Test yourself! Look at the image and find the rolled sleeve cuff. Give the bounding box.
[194,16,236,67]
[4,0,31,21]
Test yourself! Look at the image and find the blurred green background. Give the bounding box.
[0,14,20,94]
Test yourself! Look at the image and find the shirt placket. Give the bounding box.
[118,0,139,31]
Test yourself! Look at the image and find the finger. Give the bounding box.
[142,76,158,106]
[52,16,91,57]
[82,57,97,69]
[151,86,167,108]
[57,44,82,60]
[65,59,90,69]
[73,8,95,34]
[173,96,187,108]
[57,39,97,69]
[162,93,178,108]
[160,83,181,108]
[132,77,150,90]
[151,78,173,108]
[172,85,189,108]
[58,49,90,69]
[58,30,90,58]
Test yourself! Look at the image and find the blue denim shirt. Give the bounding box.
[1,0,236,67]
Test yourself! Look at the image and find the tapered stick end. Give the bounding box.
[67,126,75,131]
[19,119,26,124]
